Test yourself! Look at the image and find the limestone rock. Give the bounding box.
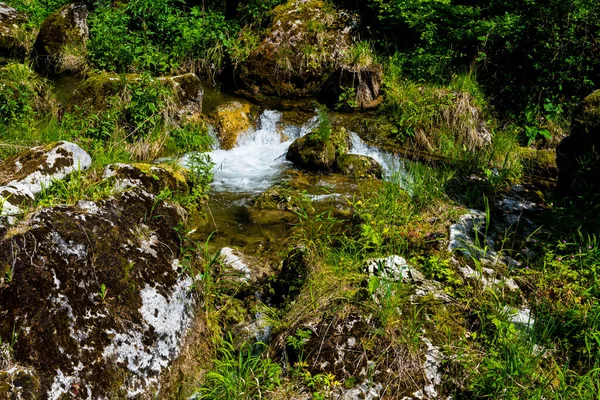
[0,168,197,397]
[557,90,600,195]
[209,101,255,150]
[34,3,89,74]
[0,141,91,217]
[286,125,350,170]
[239,0,357,99]
[335,154,382,179]
[0,2,27,61]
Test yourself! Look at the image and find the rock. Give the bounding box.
[286,125,350,170]
[270,247,309,305]
[238,0,357,99]
[70,73,204,119]
[557,90,600,195]
[0,141,91,217]
[0,165,201,397]
[34,3,89,74]
[320,64,384,110]
[335,154,382,179]
[103,163,189,195]
[209,101,255,150]
[0,2,27,61]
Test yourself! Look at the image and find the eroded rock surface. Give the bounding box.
[0,164,198,398]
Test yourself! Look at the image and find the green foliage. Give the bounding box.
[0,63,49,126]
[4,0,70,26]
[169,121,214,154]
[195,334,282,399]
[88,0,243,76]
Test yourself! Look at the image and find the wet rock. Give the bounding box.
[335,154,382,179]
[34,3,89,74]
[0,165,197,397]
[320,64,384,110]
[0,3,27,61]
[238,0,357,99]
[286,125,350,171]
[209,101,256,150]
[0,141,91,218]
[557,90,600,195]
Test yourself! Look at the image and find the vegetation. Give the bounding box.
[2,0,600,398]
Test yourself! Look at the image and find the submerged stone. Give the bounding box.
[335,154,382,179]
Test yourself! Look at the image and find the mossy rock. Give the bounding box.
[209,101,256,150]
[104,163,190,196]
[239,0,356,99]
[335,154,382,179]
[557,90,600,195]
[0,183,197,397]
[70,73,203,118]
[0,3,28,61]
[286,125,350,170]
[518,147,557,177]
[34,3,89,74]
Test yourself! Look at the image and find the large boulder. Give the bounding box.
[0,164,204,398]
[70,73,204,119]
[0,2,27,61]
[209,101,256,150]
[34,2,89,74]
[238,0,357,99]
[286,125,350,170]
[0,141,91,218]
[557,90,600,195]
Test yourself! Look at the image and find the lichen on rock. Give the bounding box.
[0,162,204,398]
[286,125,350,170]
[0,2,28,61]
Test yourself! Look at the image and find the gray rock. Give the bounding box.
[0,2,27,59]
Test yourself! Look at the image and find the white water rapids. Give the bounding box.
[181,110,405,193]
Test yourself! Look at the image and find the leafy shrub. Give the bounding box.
[0,63,49,125]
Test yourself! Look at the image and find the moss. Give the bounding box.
[34,3,88,74]
[518,147,557,177]
[68,73,126,110]
[239,0,355,98]
[334,154,383,179]
[286,126,350,170]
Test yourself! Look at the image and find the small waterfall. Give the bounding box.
[181,110,409,194]
[182,111,317,193]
